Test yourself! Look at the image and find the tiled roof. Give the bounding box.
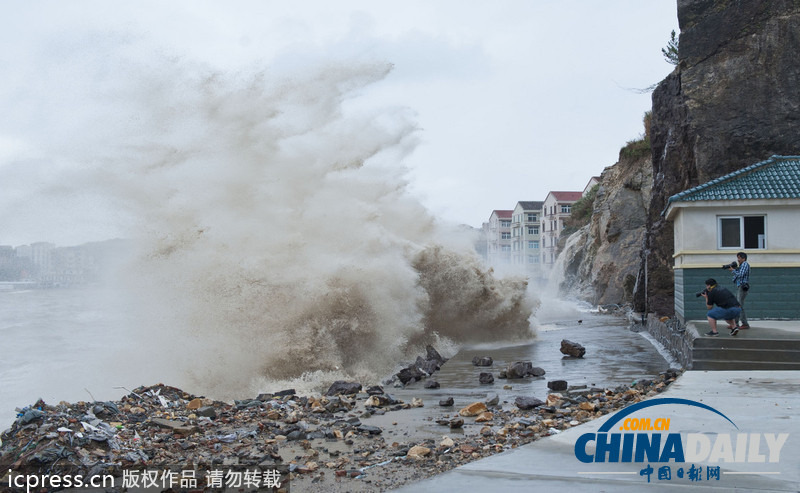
[549,191,584,202]
[517,201,544,210]
[667,155,800,208]
[492,210,513,219]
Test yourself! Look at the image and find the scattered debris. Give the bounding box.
[0,366,683,492]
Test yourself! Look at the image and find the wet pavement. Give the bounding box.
[391,320,800,492]
[362,311,672,443]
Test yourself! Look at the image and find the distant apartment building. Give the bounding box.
[510,201,543,273]
[583,176,600,195]
[29,242,55,277]
[486,210,513,266]
[541,191,583,266]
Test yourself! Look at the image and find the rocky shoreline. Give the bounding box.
[1,346,682,493]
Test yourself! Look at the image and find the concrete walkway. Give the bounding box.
[392,369,800,492]
[688,319,800,339]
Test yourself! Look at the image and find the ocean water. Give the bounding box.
[0,288,138,422]
[0,287,671,428]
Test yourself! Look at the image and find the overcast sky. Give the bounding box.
[0,1,679,247]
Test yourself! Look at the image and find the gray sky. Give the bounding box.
[0,1,678,246]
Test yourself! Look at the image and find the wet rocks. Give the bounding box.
[501,361,546,379]
[0,367,685,493]
[396,345,449,385]
[547,380,568,391]
[560,339,586,358]
[479,372,494,384]
[514,396,545,410]
[458,402,488,417]
[472,356,493,366]
[325,381,362,396]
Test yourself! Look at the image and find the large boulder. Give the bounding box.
[560,340,586,358]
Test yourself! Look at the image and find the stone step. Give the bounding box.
[692,347,800,363]
[693,337,800,350]
[692,359,800,371]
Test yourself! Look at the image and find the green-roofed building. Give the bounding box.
[664,155,800,321]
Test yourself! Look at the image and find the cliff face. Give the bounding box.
[557,0,800,312]
[559,150,652,306]
[643,0,800,315]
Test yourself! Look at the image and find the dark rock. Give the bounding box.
[547,380,568,391]
[415,356,440,375]
[397,366,426,385]
[484,393,500,407]
[479,372,494,384]
[560,339,586,358]
[439,397,454,407]
[506,361,533,379]
[365,385,385,395]
[357,425,383,435]
[424,380,440,389]
[325,381,362,396]
[472,356,493,366]
[514,396,545,410]
[196,406,217,419]
[286,430,306,441]
[448,418,464,429]
[425,345,448,366]
[235,399,262,409]
[505,361,545,379]
[365,394,400,407]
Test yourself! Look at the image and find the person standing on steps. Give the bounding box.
[700,278,742,337]
[729,251,751,330]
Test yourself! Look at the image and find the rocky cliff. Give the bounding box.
[643,0,800,315]
[559,0,800,314]
[558,148,652,306]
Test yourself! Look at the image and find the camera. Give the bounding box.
[695,289,708,298]
[722,261,737,269]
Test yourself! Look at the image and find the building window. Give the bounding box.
[718,215,766,249]
[527,214,537,222]
[501,245,511,252]
[528,255,539,264]
[561,205,571,214]
[528,226,539,235]
[501,220,511,228]
[528,241,539,249]
[501,232,511,240]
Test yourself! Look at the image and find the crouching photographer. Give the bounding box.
[699,278,741,337]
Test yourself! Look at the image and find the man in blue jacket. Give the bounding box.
[729,252,750,329]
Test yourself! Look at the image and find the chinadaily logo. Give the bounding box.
[573,398,789,483]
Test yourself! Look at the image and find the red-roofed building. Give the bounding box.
[541,191,583,266]
[486,209,513,266]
